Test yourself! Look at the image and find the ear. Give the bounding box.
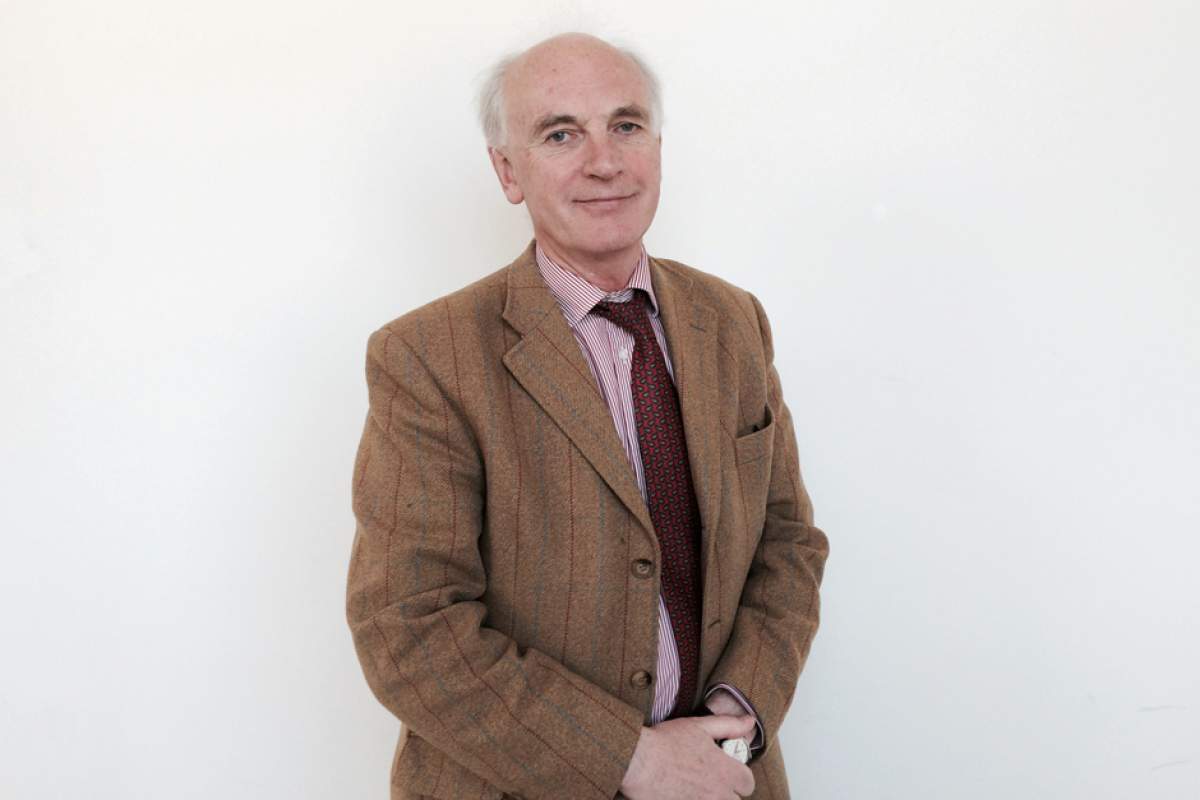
[487,146,524,205]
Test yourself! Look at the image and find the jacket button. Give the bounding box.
[631,559,655,578]
[630,670,653,689]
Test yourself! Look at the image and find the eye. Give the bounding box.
[546,130,572,144]
[616,121,642,134]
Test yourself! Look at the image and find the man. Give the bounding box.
[346,32,829,800]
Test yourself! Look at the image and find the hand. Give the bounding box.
[619,714,757,800]
[704,689,749,719]
[704,689,759,752]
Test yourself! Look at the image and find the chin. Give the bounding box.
[578,235,641,259]
[580,221,650,256]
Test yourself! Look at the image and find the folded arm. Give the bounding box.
[703,293,831,759]
[346,324,645,799]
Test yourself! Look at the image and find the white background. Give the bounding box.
[2,1,1197,798]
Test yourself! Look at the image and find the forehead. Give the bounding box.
[505,45,649,128]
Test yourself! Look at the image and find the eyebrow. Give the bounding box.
[611,105,650,124]
[529,105,651,139]
[531,114,579,138]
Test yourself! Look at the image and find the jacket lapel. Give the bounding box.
[500,245,724,584]
[648,258,722,589]
[501,244,658,544]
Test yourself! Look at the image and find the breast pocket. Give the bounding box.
[734,404,775,465]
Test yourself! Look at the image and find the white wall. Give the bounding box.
[2,1,1197,798]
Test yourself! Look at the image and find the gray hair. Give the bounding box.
[476,39,664,149]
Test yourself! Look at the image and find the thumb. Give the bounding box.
[697,713,756,741]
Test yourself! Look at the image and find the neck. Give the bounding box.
[536,238,642,292]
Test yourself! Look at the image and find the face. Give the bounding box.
[488,38,662,267]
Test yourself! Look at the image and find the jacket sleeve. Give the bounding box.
[346,324,645,799]
[703,293,830,760]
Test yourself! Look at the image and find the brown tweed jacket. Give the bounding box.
[346,241,829,799]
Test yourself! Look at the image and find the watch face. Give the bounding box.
[722,737,750,764]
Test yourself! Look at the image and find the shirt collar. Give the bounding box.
[534,241,660,329]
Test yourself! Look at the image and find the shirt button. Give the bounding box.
[618,347,630,363]
[631,559,655,578]
[630,670,653,689]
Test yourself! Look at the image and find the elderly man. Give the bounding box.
[346,32,829,800]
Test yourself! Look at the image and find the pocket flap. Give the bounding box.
[734,405,775,465]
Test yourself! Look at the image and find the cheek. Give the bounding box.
[638,160,662,198]
[539,172,576,211]
[633,151,662,185]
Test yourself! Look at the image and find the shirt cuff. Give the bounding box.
[704,684,765,752]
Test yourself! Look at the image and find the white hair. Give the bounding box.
[475,37,664,149]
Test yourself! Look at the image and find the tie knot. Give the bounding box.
[590,290,652,335]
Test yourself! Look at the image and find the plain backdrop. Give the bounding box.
[2,1,1197,798]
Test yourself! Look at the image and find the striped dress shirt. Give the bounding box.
[535,242,764,749]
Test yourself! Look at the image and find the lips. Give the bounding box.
[575,193,635,208]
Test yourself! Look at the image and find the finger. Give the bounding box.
[718,713,757,742]
[735,764,756,797]
[696,712,754,740]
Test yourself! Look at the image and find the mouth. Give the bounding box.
[574,193,636,210]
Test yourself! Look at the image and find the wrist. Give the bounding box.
[619,726,652,794]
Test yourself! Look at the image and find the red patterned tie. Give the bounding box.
[591,290,702,719]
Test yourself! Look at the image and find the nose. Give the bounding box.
[582,132,622,180]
